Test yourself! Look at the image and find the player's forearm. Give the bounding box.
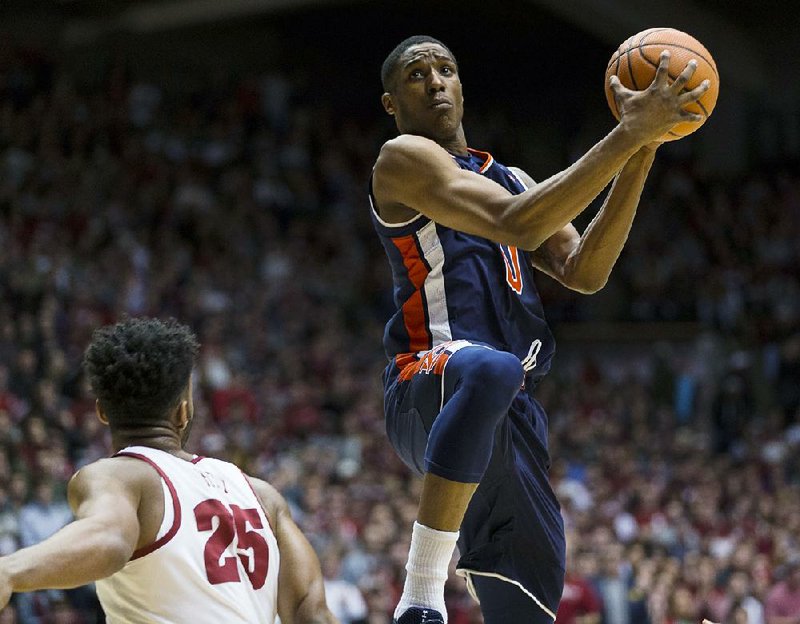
[1,518,133,592]
[560,146,656,292]
[507,124,645,250]
[287,586,339,624]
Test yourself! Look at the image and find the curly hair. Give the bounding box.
[84,317,199,429]
[381,35,457,92]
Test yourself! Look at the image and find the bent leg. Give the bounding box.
[394,343,524,622]
[419,346,524,530]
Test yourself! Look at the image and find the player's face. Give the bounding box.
[382,43,464,142]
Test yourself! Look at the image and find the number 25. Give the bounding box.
[194,499,269,589]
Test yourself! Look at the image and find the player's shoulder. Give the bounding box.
[376,134,454,172]
[70,456,160,490]
[67,456,158,511]
[242,474,287,522]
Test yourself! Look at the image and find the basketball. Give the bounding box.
[604,28,719,142]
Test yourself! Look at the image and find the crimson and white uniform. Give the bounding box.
[96,446,279,623]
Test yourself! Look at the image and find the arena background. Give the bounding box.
[0,1,799,622]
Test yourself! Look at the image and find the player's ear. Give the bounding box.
[176,400,190,431]
[381,93,396,116]
[95,399,110,426]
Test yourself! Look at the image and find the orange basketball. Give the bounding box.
[604,28,719,142]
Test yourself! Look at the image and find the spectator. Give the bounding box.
[765,560,800,624]
[556,535,602,624]
[727,571,765,624]
[322,548,369,624]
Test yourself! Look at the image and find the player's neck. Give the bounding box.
[438,127,468,156]
[112,429,192,460]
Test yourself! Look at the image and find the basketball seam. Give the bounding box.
[635,48,710,118]
[633,43,719,80]
[606,28,673,69]
[625,37,639,90]
[610,48,622,118]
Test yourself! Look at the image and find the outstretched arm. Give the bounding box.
[373,52,705,251]
[247,477,338,624]
[516,144,657,294]
[0,460,141,609]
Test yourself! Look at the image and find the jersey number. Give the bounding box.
[194,499,269,589]
[500,245,523,294]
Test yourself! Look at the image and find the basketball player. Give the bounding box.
[370,36,709,624]
[0,318,337,624]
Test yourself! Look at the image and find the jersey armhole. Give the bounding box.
[369,173,424,230]
[241,473,276,536]
[116,451,183,561]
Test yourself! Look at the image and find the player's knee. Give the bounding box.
[460,349,524,401]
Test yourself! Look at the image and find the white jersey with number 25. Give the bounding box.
[96,446,279,623]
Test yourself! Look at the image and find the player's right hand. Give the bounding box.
[609,50,710,146]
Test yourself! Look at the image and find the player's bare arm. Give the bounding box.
[374,51,706,251]
[0,458,149,608]
[247,477,338,624]
[514,145,656,294]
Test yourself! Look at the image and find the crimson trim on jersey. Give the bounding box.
[116,451,182,561]
[190,456,206,464]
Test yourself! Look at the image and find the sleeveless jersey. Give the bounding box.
[370,147,556,383]
[95,446,279,624]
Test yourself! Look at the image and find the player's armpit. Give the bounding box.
[1,460,141,593]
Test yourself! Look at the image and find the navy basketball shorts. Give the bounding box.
[383,340,566,622]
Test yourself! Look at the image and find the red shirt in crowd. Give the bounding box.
[765,580,800,622]
[555,573,602,624]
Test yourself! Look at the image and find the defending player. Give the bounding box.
[370,36,708,624]
[0,318,338,624]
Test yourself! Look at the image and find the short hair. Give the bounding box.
[84,317,199,429]
[381,35,457,92]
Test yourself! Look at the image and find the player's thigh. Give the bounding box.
[472,575,555,624]
[384,340,499,474]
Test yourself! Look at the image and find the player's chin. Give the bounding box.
[433,113,459,133]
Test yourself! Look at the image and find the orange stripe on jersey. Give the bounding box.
[432,352,450,375]
[391,234,431,353]
[396,350,450,381]
[395,352,417,371]
[467,148,494,173]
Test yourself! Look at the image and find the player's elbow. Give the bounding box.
[501,198,558,251]
[94,532,136,577]
[291,585,336,624]
[567,275,607,295]
[560,261,609,295]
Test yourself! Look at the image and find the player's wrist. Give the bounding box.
[610,123,652,153]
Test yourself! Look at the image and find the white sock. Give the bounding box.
[394,521,459,622]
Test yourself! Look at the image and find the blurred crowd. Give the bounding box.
[0,40,799,624]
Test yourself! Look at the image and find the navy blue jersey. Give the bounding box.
[370,147,556,383]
